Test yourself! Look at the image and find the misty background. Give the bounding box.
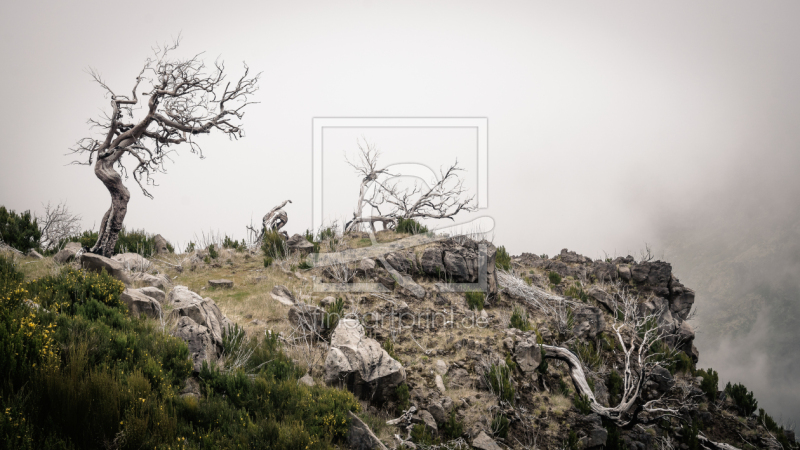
[1,0,798,424]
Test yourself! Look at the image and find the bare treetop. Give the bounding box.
[73,37,260,198]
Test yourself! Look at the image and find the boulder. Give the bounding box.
[587,286,615,313]
[168,286,231,349]
[27,249,43,259]
[347,411,388,450]
[81,253,132,285]
[560,248,588,264]
[172,316,216,372]
[414,410,438,434]
[443,250,471,281]
[591,261,617,283]
[136,286,166,304]
[270,285,296,306]
[286,234,314,255]
[669,277,695,321]
[180,377,201,399]
[120,288,162,319]
[357,258,376,276]
[131,272,170,290]
[572,306,606,339]
[435,374,446,393]
[154,234,170,254]
[111,252,153,272]
[617,264,632,281]
[53,242,82,264]
[324,319,405,402]
[299,374,316,387]
[643,365,674,400]
[581,426,609,449]
[320,296,337,308]
[395,273,426,299]
[385,251,416,274]
[421,245,446,276]
[472,431,502,450]
[434,359,448,376]
[514,340,543,374]
[446,367,473,389]
[208,279,234,289]
[288,301,326,335]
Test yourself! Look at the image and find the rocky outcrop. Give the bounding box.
[112,252,152,272]
[53,242,82,264]
[286,234,314,255]
[514,339,543,374]
[270,285,296,306]
[288,301,325,335]
[208,279,234,288]
[154,234,169,254]
[137,286,166,304]
[472,431,502,450]
[81,253,132,285]
[347,411,388,450]
[130,272,170,290]
[120,288,162,319]
[324,319,405,402]
[419,238,498,296]
[572,306,606,339]
[168,286,231,350]
[172,316,216,372]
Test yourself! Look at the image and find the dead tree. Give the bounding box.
[247,199,291,248]
[37,201,82,251]
[499,271,686,427]
[344,138,475,233]
[71,38,260,257]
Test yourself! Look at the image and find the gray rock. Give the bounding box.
[81,253,132,285]
[618,264,632,281]
[447,367,473,389]
[120,288,162,319]
[324,319,405,402]
[27,249,43,259]
[154,234,170,254]
[288,301,326,335]
[572,306,606,339]
[472,431,502,450]
[168,286,231,349]
[347,411,388,450]
[131,272,170,290]
[172,316,216,372]
[112,252,153,272]
[270,284,296,306]
[385,251,415,274]
[435,374,446,393]
[136,286,166,304]
[587,286,615,313]
[434,359,448,376]
[395,273,426,299]
[358,258,376,276]
[299,374,316,387]
[414,409,438,434]
[581,426,608,449]
[643,365,675,400]
[592,261,617,283]
[180,377,201,399]
[208,279,234,289]
[286,234,315,255]
[421,245,446,276]
[514,340,543,373]
[320,296,337,307]
[53,242,82,264]
[443,250,470,280]
[669,277,695,321]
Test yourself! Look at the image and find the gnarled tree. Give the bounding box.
[72,38,260,257]
[344,139,475,233]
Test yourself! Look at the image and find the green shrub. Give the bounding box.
[263,256,273,268]
[222,235,245,251]
[574,393,592,414]
[465,291,484,311]
[604,420,624,450]
[396,218,428,235]
[696,368,719,401]
[674,351,695,374]
[548,271,562,285]
[509,304,531,331]
[487,363,515,404]
[207,243,219,259]
[298,260,313,270]
[383,339,399,361]
[63,227,172,257]
[726,382,758,416]
[570,340,601,370]
[564,430,580,450]
[557,378,572,397]
[410,423,436,445]
[395,383,410,412]
[440,409,464,440]
[0,254,360,449]
[491,413,510,439]
[323,297,345,335]
[495,246,511,271]
[564,282,588,302]
[607,370,623,405]
[261,229,287,259]
[536,345,549,375]
[185,241,196,252]
[679,418,701,450]
[0,206,41,253]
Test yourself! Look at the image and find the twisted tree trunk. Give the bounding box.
[89,156,130,257]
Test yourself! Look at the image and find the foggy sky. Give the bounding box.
[2,0,799,424]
